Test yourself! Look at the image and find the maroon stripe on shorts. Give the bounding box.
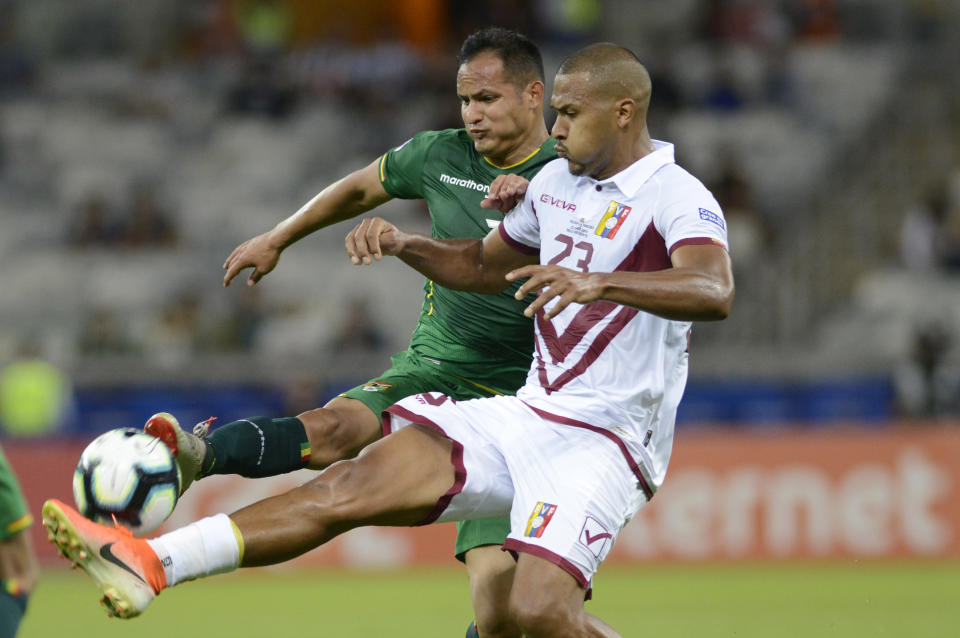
[521,402,655,501]
[503,538,589,589]
[381,411,394,437]
[384,403,467,526]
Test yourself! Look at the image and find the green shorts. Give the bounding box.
[0,446,32,541]
[340,348,517,560]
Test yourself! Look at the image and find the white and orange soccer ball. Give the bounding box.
[72,428,181,536]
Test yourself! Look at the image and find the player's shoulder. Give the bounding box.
[529,157,573,189]
[417,128,472,148]
[652,162,718,208]
[389,128,468,155]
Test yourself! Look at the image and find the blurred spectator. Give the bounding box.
[226,57,298,118]
[225,0,298,118]
[447,0,536,44]
[703,0,792,49]
[894,321,959,418]
[327,297,387,355]
[791,0,842,42]
[899,181,960,272]
[281,373,324,416]
[0,339,74,437]
[179,0,243,61]
[205,287,265,353]
[119,181,179,249]
[0,3,35,95]
[76,307,138,356]
[712,161,773,271]
[235,0,292,59]
[142,289,203,369]
[532,0,602,47]
[67,191,121,248]
[703,63,745,112]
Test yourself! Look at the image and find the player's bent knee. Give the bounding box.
[474,613,521,638]
[298,406,374,468]
[508,590,573,638]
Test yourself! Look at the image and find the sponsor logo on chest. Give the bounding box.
[439,173,489,194]
[539,193,577,212]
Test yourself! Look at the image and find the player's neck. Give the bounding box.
[594,129,654,180]
[486,125,550,169]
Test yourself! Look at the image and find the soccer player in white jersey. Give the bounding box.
[42,43,733,638]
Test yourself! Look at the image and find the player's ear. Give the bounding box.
[526,80,545,108]
[616,98,635,128]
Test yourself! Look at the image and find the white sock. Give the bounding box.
[147,514,242,587]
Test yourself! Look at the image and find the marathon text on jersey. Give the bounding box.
[440,173,489,194]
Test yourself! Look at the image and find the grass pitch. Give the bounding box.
[20,562,958,637]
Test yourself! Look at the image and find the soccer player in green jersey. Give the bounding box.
[147,27,554,638]
[0,446,37,638]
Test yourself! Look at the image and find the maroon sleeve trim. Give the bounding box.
[497,223,539,255]
[668,236,727,256]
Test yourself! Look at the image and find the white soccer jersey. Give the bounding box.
[497,141,728,497]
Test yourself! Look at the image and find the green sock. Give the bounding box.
[0,581,28,638]
[203,416,311,478]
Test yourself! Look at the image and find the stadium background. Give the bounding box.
[1,0,958,636]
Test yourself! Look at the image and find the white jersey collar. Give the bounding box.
[586,140,675,198]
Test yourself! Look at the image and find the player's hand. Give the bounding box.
[506,265,603,319]
[223,231,284,287]
[481,174,529,213]
[345,217,406,265]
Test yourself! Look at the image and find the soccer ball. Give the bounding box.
[72,428,181,536]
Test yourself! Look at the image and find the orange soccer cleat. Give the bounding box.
[42,499,166,618]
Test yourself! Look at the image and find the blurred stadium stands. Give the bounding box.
[2,0,960,433]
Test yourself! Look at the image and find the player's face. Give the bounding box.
[550,72,619,179]
[457,51,538,164]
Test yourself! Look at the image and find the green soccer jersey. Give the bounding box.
[379,128,557,392]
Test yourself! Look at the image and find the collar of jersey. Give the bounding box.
[586,139,675,198]
[483,142,546,170]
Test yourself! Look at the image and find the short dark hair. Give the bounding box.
[457,27,544,88]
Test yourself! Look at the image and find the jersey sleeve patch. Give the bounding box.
[697,208,725,230]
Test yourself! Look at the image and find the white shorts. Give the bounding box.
[383,393,649,587]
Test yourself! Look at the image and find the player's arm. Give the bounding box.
[223,158,393,287]
[345,217,537,294]
[508,243,734,321]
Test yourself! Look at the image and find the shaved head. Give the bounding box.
[557,43,652,116]
[549,43,655,179]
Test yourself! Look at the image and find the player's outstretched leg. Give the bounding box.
[143,400,381,493]
[46,424,459,619]
[41,500,166,618]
